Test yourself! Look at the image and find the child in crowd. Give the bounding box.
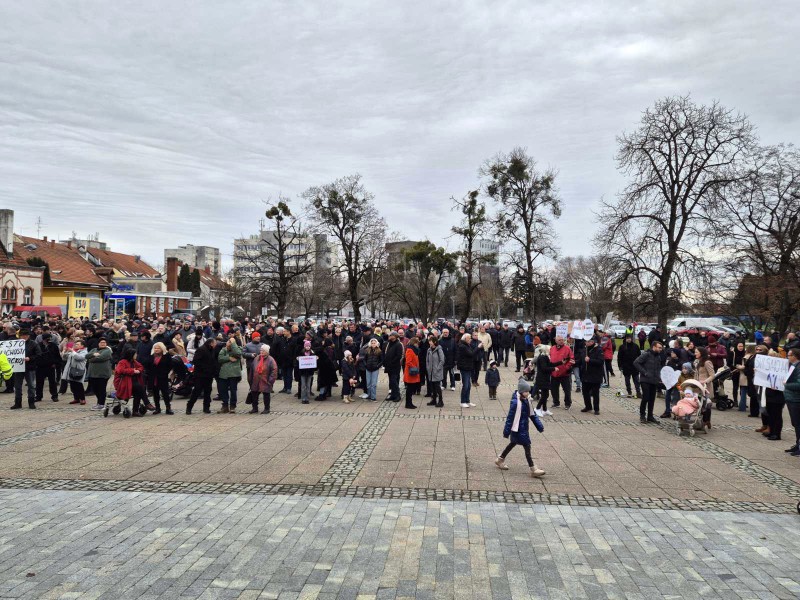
[341,350,356,403]
[485,360,501,399]
[495,379,546,477]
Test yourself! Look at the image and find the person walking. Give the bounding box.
[86,338,113,410]
[634,341,663,424]
[249,345,277,414]
[513,326,527,372]
[217,337,243,413]
[476,326,492,371]
[186,338,217,414]
[494,379,546,477]
[533,343,553,416]
[456,333,475,408]
[499,323,513,367]
[35,332,61,403]
[580,338,604,415]
[113,347,148,417]
[599,332,615,387]
[403,337,421,409]
[425,336,445,408]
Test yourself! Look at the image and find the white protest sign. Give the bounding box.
[0,339,26,373]
[754,354,789,391]
[582,319,594,341]
[660,366,680,390]
[298,355,318,369]
[570,320,584,340]
[555,322,568,340]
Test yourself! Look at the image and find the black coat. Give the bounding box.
[192,343,216,379]
[499,328,514,348]
[581,344,605,385]
[535,353,553,386]
[617,342,641,375]
[440,337,456,368]
[634,350,663,385]
[455,342,475,372]
[512,332,527,352]
[383,340,404,373]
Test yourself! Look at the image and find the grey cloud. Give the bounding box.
[0,0,798,266]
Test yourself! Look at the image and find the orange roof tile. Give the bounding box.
[87,248,159,277]
[14,235,109,287]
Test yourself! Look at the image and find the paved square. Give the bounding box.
[1,363,799,597]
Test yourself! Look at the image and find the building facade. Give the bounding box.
[164,245,221,277]
[0,210,44,315]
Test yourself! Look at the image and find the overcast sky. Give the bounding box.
[1,1,798,269]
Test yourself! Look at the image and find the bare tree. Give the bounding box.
[303,175,391,321]
[561,255,624,322]
[599,95,755,331]
[711,144,800,333]
[482,148,561,326]
[233,198,314,317]
[451,190,495,321]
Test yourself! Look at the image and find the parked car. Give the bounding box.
[609,324,628,338]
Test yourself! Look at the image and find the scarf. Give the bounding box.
[256,355,266,374]
[511,394,530,432]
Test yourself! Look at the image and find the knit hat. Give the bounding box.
[707,334,717,343]
[251,332,261,339]
[489,359,497,366]
[344,350,352,358]
[533,335,541,345]
[517,378,531,394]
[681,362,693,371]
[303,340,311,349]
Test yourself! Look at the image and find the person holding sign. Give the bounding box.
[0,351,12,384]
[783,349,800,456]
[11,329,41,410]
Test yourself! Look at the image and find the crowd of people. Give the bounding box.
[0,314,798,459]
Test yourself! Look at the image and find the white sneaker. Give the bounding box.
[544,410,553,416]
[469,402,476,407]
[534,408,544,417]
[450,387,456,391]
[92,404,103,410]
[460,403,469,408]
[360,393,369,399]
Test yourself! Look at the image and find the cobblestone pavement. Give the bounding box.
[1,488,799,600]
[2,366,800,597]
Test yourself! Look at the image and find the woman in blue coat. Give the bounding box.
[495,379,546,477]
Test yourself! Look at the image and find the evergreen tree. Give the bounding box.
[26,257,51,286]
[190,269,202,296]
[177,263,192,292]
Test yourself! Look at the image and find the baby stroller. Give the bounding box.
[103,391,133,418]
[710,366,735,411]
[522,359,535,381]
[671,379,711,437]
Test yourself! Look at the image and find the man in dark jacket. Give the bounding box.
[634,341,664,423]
[455,334,475,407]
[383,332,403,401]
[487,324,500,363]
[11,329,41,409]
[499,324,514,366]
[580,338,605,414]
[186,338,217,414]
[439,329,456,390]
[35,333,61,403]
[617,335,642,398]
[647,326,663,348]
[513,326,527,372]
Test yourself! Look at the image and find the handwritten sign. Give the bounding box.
[660,366,680,390]
[582,319,595,341]
[298,355,318,369]
[570,321,584,340]
[0,339,26,373]
[555,322,568,340]
[754,354,789,391]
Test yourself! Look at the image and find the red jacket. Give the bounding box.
[549,344,574,378]
[600,337,614,360]
[403,347,420,384]
[114,359,144,400]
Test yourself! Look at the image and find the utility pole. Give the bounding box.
[451,296,455,322]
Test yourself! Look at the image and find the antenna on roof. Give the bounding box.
[36,217,43,238]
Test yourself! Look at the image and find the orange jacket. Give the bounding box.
[403,347,421,384]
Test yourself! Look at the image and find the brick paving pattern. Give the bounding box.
[1,365,800,597]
